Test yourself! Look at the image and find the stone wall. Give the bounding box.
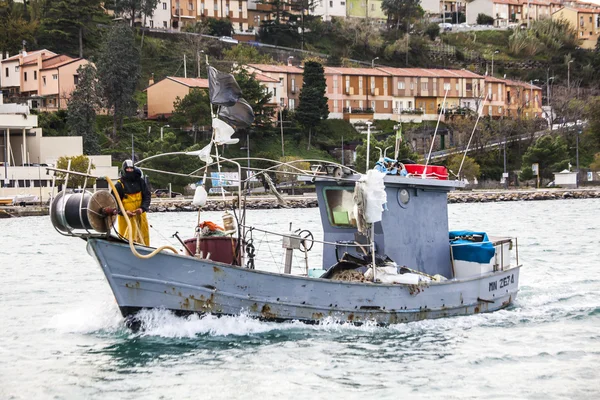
[147,189,600,212]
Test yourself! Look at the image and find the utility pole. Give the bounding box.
[184,53,187,78]
[280,107,285,157]
[3,129,7,187]
[567,60,573,91]
[576,129,580,188]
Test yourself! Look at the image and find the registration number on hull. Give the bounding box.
[488,273,515,292]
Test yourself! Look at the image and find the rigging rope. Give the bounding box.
[106,177,179,259]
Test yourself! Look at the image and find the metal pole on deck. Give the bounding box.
[365,121,372,171]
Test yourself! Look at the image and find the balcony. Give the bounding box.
[393,108,424,115]
[343,107,374,114]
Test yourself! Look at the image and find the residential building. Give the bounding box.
[145,1,173,29]
[1,49,57,97]
[242,63,542,123]
[346,0,386,20]
[483,76,507,118]
[197,0,250,34]
[39,56,91,110]
[504,78,543,118]
[172,0,198,30]
[324,67,394,120]
[0,95,118,201]
[0,49,91,111]
[552,4,600,50]
[421,0,466,22]
[375,67,484,121]
[248,0,294,34]
[245,63,304,112]
[466,0,521,26]
[311,0,347,21]
[145,76,209,118]
[252,71,282,106]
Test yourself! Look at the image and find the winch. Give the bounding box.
[50,190,116,234]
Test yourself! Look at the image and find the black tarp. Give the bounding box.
[208,66,242,106]
[218,98,255,129]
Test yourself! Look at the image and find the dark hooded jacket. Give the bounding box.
[114,164,151,212]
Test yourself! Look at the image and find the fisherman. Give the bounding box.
[112,159,151,246]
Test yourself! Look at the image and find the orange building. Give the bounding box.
[145,76,209,119]
[0,49,91,111]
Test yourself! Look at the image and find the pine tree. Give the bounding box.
[38,0,103,57]
[112,0,159,49]
[67,64,101,154]
[97,23,141,139]
[295,61,328,150]
[0,0,37,56]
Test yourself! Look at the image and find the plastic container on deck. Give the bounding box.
[404,164,448,180]
[184,237,240,264]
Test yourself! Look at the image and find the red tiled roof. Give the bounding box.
[41,56,82,71]
[494,0,521,6]
[253,72,279,83]
[1,49,56,63]
[246,64,304,74]
[324,67,391,76]
[377,67,484,79]
[42,55,75,69]
[503,78,542,89]
[167,77,209,88]
[554,5,600,13]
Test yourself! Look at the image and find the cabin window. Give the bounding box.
[323,188,357,228]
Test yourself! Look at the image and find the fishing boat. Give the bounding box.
[47,63,521,327]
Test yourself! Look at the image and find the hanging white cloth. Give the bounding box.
[212,118,238,145]
[353,169,387,234]
[186,143,213,164]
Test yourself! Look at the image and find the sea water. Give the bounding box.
[1,199,599,399]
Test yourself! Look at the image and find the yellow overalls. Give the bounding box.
[117,189,150,246]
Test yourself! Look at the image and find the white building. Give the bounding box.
[0,93,118,202]
[466,0,513,26]
[145,0,173,30]
[311,0,347,21]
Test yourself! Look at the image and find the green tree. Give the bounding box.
[112,0,158,27]
[425,23,440,41]
[67,64,102,155]
[207,17,233,36]
[520,135,569,180]
[590,153,600,170]
[223,46,273,64]
[97,23,141,139]
[0,0,38,56]
[381,0,424,31]
[257,0,288,23]
[447,154,481,181]
[55,155,96,188]
[169,89,211,129]
[295,61,328,150]
[477,13,495,25]
[355,135,419,173]
[233,68,274,128]
[38,0,103,57]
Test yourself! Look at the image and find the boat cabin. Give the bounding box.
[315,173,463,278]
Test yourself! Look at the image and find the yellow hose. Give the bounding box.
[106,176,179,259]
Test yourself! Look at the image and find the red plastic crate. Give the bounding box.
[404,164,448,180]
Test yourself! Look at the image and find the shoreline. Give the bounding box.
[1,188,598,218]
